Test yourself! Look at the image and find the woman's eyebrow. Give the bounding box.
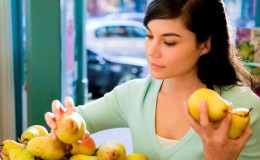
[162,33,181,37]
[145,27,181,37]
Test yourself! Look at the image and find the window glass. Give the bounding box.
[126,26,146,38]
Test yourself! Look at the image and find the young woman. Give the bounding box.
[45,0,260,159]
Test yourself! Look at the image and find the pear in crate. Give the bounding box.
[187,88,229,128]
[1,139,24,155]
[26,133,68,160]
[96,141,126,160]
[70,154,98,160]
[126,153,148,160]
[29,125,48,136]
[70,132,96,156]
[228,108,252,139]
[20,124,48,144]
[55,112,86,144]
[9,148,35,160]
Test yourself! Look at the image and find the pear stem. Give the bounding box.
[249,107,254,112]
[17,138,22,143]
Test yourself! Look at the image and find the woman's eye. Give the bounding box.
[145,34,153,39]
[164,42,176,46]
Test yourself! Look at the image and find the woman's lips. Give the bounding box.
[149,62,164,69]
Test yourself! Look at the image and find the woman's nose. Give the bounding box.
[146,41,161,58]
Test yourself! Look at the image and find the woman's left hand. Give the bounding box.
[183,100,252,160]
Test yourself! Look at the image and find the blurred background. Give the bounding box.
[1,0,260,152]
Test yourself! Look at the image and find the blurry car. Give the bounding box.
[85,19,147,58]
[87,47,148,98]
[102,12,145,23]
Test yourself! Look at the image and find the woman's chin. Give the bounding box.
[150,72,166,80]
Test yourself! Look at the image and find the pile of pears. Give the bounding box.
[0,112,148,160]
[187,88,253,139]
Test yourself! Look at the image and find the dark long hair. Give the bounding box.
[144,0,253,90]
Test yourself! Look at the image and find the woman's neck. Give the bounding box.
[161,77,206,98]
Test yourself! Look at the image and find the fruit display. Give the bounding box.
[187,88,253,139]
[0,112,148,160]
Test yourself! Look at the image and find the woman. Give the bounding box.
[45,0,260,159]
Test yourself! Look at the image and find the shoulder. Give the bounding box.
[215,85,259,103]
[216,85,260,120]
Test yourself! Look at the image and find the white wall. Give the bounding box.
[0,0,16,141]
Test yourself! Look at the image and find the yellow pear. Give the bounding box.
[1,139,24,155]
[70,133,96,156]
[0,151,10,160]
[187,88,229,128]
[26,133,68,160]
[29,125,49,136]
[20,124,48,144]
[9,148,34,160]
[228,108,251,139]
[55,112,86,144]
[70,154,98,160]
[96,141,126,160]
[126,153,148,160]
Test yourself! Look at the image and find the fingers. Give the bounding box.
[64,96,76,113]
[83,131,90,140]
[44,112,56,129]
[52,100,66,120]
[183,102,201,134]
[45,97,76,140]
[200,100,209,128]
[44,112,58,140]
[218,105,232,135]
[236,123,252,144]
[51,129,58,140]
[183,101,195,123]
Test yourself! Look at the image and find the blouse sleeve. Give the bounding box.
[76,85,129,134]
[75,77,150,134]
[227,87,260,159]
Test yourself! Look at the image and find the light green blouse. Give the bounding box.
[77,75,260,160]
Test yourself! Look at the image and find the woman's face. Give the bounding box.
[145,18,208,80]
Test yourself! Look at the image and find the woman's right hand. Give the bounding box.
[183,101,252,160]
[44,96,76,139]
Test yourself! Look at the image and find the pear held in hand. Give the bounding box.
[55,112,86,144]
[96,141,126,160]
[187,88,229,128]
[228,108,252,139]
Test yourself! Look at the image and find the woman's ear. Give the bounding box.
[200,37,211,56]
